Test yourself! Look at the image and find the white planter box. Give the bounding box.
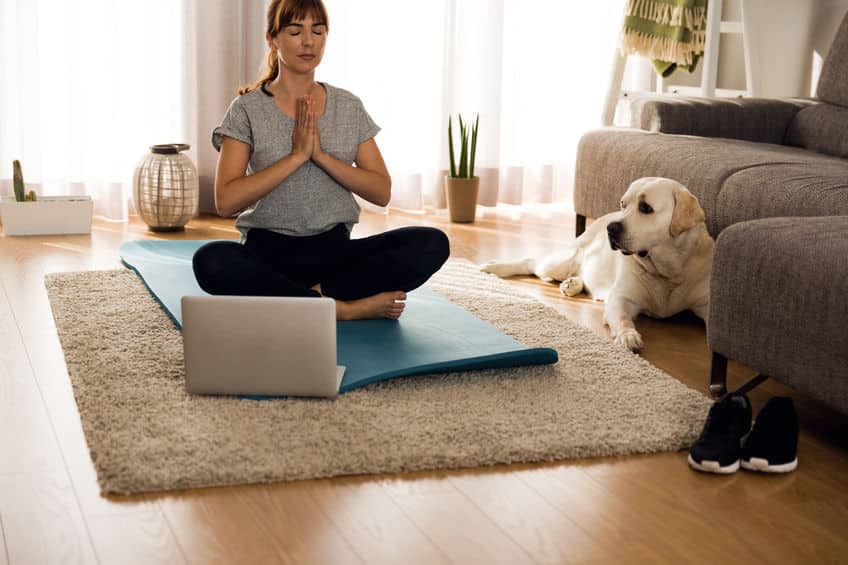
[0,196,93,236]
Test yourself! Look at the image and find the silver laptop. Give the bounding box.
[181,295,345,398]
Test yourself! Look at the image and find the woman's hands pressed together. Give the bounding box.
[309,97,324,163]
[291,95,314,162]
[291,95,324,164]
[284,90,390,207]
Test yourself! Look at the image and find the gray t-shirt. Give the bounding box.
[212,83,381,237]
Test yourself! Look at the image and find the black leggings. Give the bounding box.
[192,224,450,301]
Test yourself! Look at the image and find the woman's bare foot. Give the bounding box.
[336,291,407,320]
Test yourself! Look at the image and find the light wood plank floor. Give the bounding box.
[1,206,846,564]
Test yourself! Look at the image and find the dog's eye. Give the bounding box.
[638,201,653,214]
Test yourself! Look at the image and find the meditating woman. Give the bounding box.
[193,0,449,320]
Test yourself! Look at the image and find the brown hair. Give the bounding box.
[238,0,329,96]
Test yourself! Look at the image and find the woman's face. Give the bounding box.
[268,14,327,74]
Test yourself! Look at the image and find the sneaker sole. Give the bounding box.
[687,454,739,474]
[741,457,798,473]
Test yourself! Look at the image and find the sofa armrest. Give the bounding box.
[631,97,816,144]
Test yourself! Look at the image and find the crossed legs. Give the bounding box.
[192,225,450,320]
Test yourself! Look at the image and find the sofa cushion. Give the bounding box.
[715,160,848,230]
[785,103,848,159]
[708,217,848,415]
[817,11,848,107]
[574,129,848,236]
[632,97,809,144]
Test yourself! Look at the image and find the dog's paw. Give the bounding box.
[614,328,644,352]
[559,276,584,297]
[479,261,509,277]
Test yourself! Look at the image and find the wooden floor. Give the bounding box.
[1,206,846,564]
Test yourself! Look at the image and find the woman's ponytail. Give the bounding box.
[238,48,280,96]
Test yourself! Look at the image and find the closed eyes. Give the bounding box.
[285,24,327,36]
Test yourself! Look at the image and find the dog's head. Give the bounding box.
[606,177,705,257]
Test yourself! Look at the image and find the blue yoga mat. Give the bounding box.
[119,240,558,393]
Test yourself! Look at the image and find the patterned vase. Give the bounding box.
[133,144,199,231]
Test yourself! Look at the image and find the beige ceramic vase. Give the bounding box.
[444,176,480,223]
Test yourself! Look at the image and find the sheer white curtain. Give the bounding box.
[319,0,625,211]
[0,0,265,220]
[1,0,186,219]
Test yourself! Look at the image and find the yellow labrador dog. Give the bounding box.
[480,177,714,351]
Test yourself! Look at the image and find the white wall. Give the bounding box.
[664,0,847,97]
[809,0,848,93]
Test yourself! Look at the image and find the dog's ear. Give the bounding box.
[669,187,705,236]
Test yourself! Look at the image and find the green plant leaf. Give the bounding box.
[459,118,468,178]
[448,116,457,177]
[470,113,479,178]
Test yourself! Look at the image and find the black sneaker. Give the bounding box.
[688,392,752,474]
[741,397,799,473]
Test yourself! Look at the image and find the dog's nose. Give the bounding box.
[607,222,623,238]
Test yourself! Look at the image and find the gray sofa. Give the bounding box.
[572,12,848,414]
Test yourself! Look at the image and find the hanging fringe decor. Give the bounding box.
[619,0,708,77]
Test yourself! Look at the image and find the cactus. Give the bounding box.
[13,160,25,202]
[447,113,479,179]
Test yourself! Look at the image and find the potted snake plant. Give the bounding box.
[445,114,479,223]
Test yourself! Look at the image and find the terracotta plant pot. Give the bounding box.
[444,176,480,223]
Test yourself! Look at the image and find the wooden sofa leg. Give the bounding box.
[709,352,728,398]
[575,214,586,238]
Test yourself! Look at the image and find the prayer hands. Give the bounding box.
[291,95,314,161]
[291,96,324,163]
[305,96,324,162]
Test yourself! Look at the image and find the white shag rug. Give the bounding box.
[45,261,710,495]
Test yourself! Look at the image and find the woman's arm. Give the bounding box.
[313,135,392,207]
[214,138,308,216]
[214,98,315,216]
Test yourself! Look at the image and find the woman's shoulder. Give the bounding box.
[227,87,271,113]
[324,83,365,108]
